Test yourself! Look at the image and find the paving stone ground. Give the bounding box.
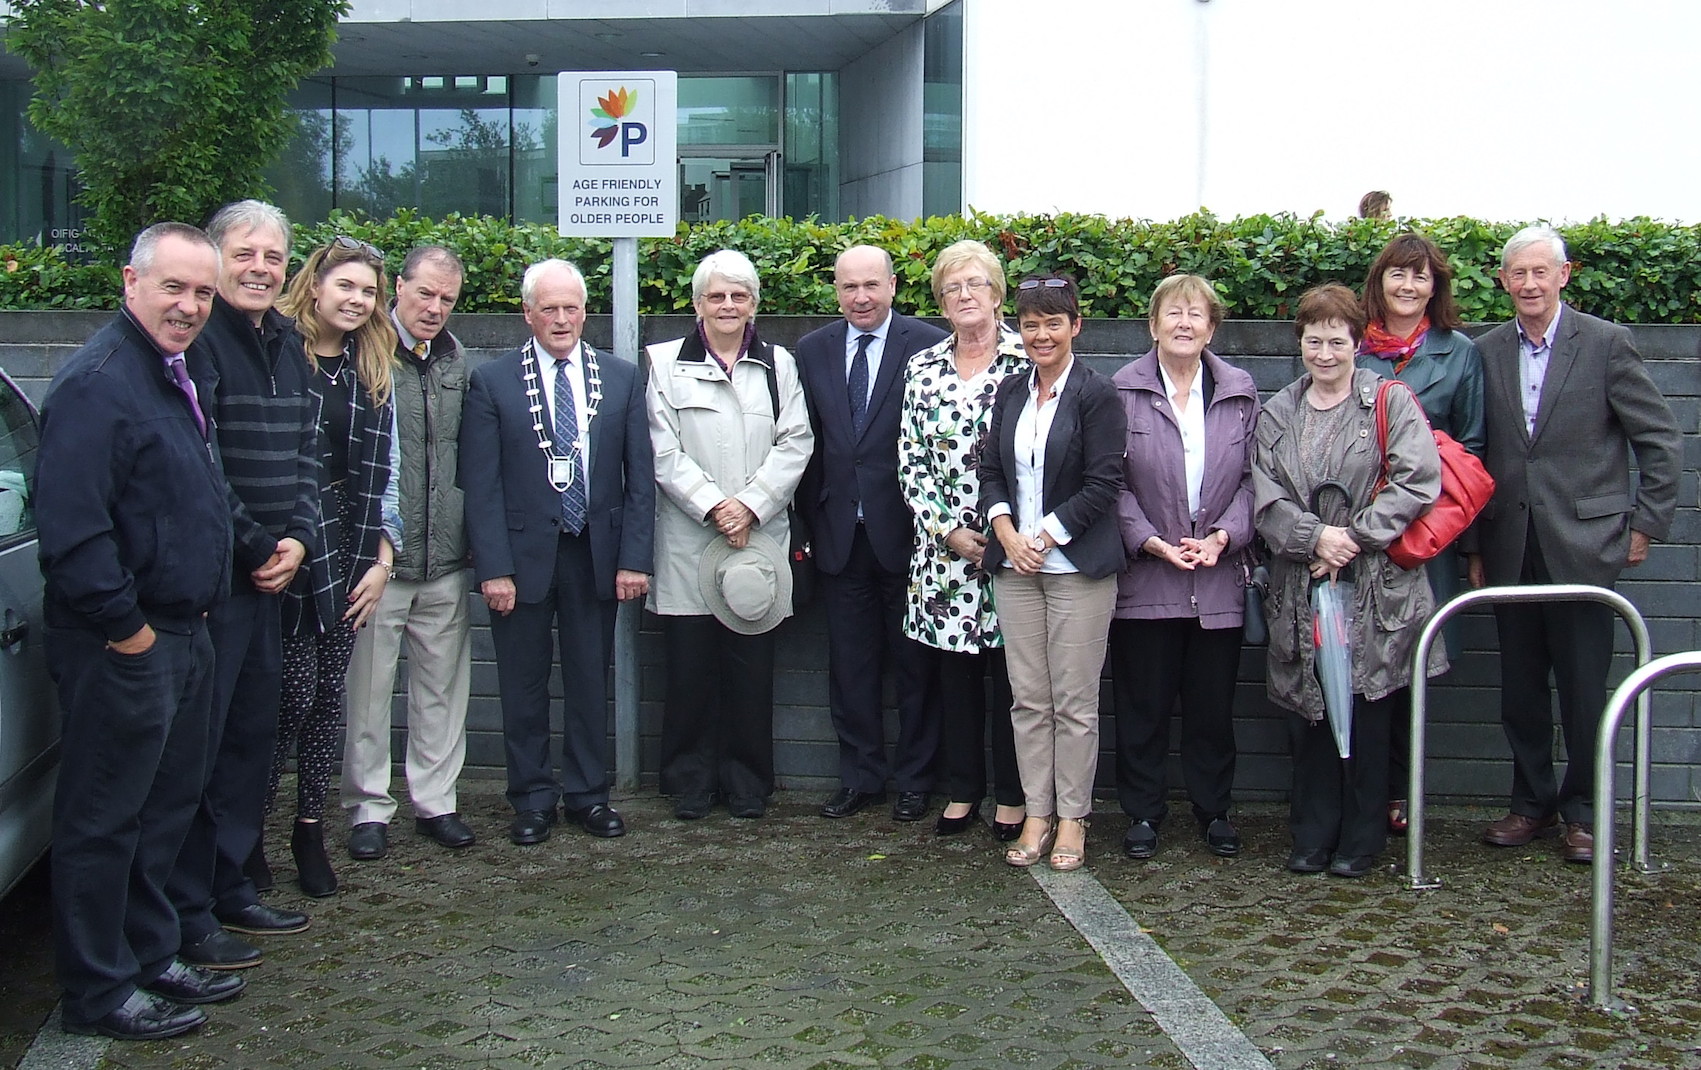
[7,781,1701,1069]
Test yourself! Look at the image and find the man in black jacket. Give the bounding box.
[39,223,244,1038]
[794,246,946,821]
[168,200,320,968]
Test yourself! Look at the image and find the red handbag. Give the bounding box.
[1372,379,1495,570]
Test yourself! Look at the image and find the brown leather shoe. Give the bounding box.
[1481,812,1559,846]
[1561,823,1594,864]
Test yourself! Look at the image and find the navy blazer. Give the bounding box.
[459,343,655,603]
[795,312,947,575]
[978,361,1127,580]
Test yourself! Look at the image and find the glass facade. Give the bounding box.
[0,8,964,245]
[922,0,964,218]
[256,72,840,231]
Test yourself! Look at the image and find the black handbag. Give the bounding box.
[1241,554,1270,646]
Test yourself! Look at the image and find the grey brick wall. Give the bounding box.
[6,311,1696,807]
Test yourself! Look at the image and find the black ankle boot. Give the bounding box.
[243,841,274,893]
[291,819,338,898]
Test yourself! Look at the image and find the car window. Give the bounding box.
[0,376,39,542]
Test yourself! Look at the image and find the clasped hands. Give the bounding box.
[1309,525,1360,580]
[1144,530,1230,571]
[709,498,757,549]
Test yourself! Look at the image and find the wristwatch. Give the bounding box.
[1030,535,1046,553]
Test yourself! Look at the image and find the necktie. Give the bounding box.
[554,357,588,535]
[167,356,208,438]
[848,332,873,436]
[412,340,428,358]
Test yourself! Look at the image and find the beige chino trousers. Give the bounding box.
[994,569,1116,820]
[342,569,473,826]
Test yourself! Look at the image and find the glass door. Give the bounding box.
[679,150,781,223]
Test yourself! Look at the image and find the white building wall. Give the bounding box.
[838,20,928,220]
[964,0,1701,222]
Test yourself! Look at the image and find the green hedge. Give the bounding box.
[5,210,1700,323]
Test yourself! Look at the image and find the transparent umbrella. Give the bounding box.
[1310,574,1355,759]
[1308,481,1356,759]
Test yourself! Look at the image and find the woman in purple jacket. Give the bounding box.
[1110,275,1260,862]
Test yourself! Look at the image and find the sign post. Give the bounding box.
[558,70,678,792]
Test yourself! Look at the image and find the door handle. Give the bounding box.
[1,619,26,646]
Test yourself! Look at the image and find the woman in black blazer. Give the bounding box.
[980,274,1126,871]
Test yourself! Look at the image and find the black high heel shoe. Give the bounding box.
[934,803,981,836]
[992,811,1025,842]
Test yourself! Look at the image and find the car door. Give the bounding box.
[0,368,55,900]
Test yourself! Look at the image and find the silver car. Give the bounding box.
[0,368,55,901]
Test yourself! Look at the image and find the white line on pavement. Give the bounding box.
[1034,867,1276,1070]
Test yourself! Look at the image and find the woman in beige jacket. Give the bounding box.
[646,249,814,820]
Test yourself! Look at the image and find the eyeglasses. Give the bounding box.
[940,278,993,298]
[701,291,753,306]
[1017,278,1070,291]
[334,235,385,262]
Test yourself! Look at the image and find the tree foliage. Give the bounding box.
[6,0,348,250]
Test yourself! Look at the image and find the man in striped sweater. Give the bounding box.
[166,200,321,970]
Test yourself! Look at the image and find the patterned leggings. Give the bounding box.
[270,619,359,820]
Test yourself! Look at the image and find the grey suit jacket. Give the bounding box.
[1474,305,1681,588]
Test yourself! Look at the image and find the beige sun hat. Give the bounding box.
[697,529,793,635]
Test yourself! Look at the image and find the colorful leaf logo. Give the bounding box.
[589,86,638,148]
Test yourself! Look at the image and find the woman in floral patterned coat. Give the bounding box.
[898,240,1031,841]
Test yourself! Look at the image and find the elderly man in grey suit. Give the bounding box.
[1467,225,1681,864]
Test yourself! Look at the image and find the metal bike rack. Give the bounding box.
[1590,651,1701,1011]
[1405,584,1653,891]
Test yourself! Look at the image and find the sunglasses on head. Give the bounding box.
[333,235,385,262]
[1017,278,1070,291]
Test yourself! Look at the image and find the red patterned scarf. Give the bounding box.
[1358,316,1430,374]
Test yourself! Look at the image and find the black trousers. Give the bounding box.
[1287,689,1399,860]
[1110,617,1243,824]
[489,532,615,814]
[820,525,939,793]
[936,648,1022,808]
[49,621,213,1024]
[1492,525,1614,825]
[168,585,281,942]
[658,614,775,802]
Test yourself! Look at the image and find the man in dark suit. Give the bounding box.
[459,259,654,845]
[39,223,244,1038]
[795,245,948,821]
[1468,225,1681,864]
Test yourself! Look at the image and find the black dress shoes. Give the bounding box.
[568,803,627,838]
[1286,848,1331,874]
[727,796,766,819]
[675,793,714,820]
[1328,854,1376,878]
[347,821,389,860]
[63,989,206,1040]
[992,817,1024,842]
[416,812,476,849]
[892,792,929,822]
[143,959,246,1005]
[820,788,885,819]
[1202,817,1241,858]
[934,803,981,836]
[1123,820,1159,860]
[178,929,262,971]
[510,808,556,845]
[217,902,309,936]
